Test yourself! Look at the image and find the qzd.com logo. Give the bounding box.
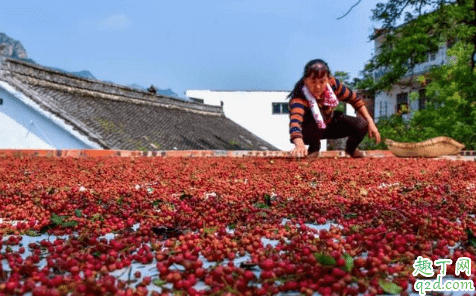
[413,256,475,295]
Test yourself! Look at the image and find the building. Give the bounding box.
[372,29,452,121]
[0,57,277,151]
[185,90,369,151]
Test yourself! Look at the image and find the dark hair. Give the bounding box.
[287,59,331,99]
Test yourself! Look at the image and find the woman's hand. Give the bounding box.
[368,122,381,144]
[290,138,308,157]
[357,105,381,144]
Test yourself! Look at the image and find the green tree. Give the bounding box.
[351,72,378,97]
[334,71,350,84]
[369,0,476,74]
[415,42,476,148]
[357,0,476,150]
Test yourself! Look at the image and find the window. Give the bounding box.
[397,93,408,105]
[418,88,427,110]
[396,93,409,114]
[281,103,289,114]
[447,38,456,49]
[272,102,289,114]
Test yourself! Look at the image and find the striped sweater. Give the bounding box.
[289,77,365,143]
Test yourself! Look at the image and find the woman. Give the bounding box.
[288,59,380,158]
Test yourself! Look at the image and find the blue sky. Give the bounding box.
[1,0,384,98]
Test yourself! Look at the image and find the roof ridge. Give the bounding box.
[12,73,225,116]
[1,58,224,115]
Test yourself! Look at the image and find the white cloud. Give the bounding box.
[98,13,132,31]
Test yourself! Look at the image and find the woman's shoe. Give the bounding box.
[347,149,365,158]
[307,151,320,159]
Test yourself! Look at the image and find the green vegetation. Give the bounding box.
[356,0,476,149]
[95,118,124,134]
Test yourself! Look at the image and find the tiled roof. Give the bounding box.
[0,58,278,151]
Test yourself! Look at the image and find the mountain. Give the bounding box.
[1,32,185,100]
[70,70,95,80]
[0,33,93,81]
[128,84,147,91]
[0,32,30,61]
[156,88,178,97]
[42,66,96,80]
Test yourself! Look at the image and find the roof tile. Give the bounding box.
[0,58,277,151]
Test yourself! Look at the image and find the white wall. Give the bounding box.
[375,91,396,120]
[186,90,332,151]
[0,82,99,149]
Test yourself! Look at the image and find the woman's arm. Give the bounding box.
[289,97,308,157]
[330,77,365,110]
[330,77,381,144]
[357,105,381,144]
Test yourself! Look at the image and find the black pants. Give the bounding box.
[302,111,368,154]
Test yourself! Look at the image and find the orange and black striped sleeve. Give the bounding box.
[289,97,308,143]
[329,77,365,111]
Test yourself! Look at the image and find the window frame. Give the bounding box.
[271,102,290,115]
